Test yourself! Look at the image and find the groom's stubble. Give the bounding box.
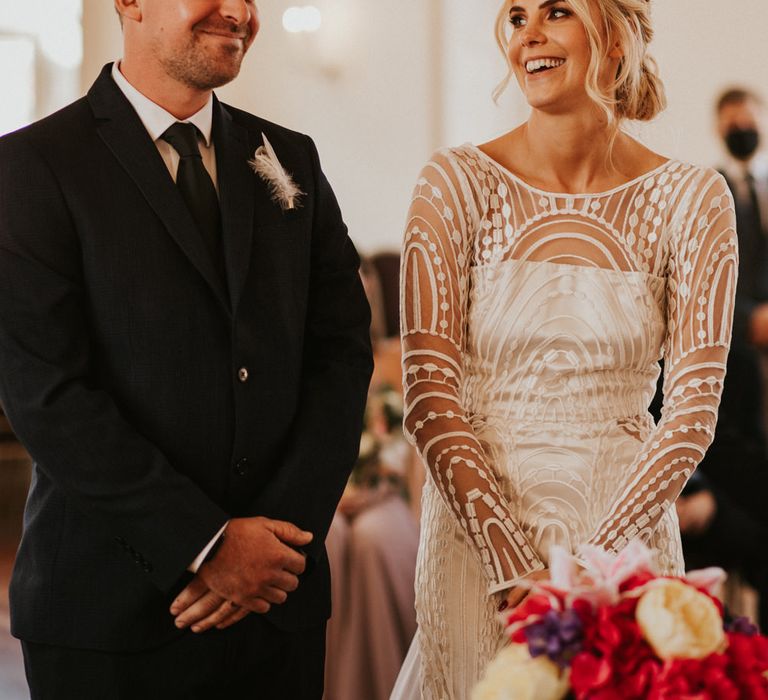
[119,0,261,98]
[154,16,256,91]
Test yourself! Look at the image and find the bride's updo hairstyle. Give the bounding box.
[494,0,666,125]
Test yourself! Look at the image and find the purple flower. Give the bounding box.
[725,616,759,636]
[524,608,584,668]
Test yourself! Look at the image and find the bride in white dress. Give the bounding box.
[393,0,738,698]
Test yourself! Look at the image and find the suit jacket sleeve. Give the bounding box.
[248,136,373,562]
[0,133,229,592]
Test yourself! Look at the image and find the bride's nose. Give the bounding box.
[520,22,547,48]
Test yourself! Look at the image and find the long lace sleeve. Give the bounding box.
[589,169,738,554]
[401,152,544,593]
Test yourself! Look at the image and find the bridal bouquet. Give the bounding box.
[473,541,768,700]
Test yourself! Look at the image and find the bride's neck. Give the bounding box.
[521,110,621,192]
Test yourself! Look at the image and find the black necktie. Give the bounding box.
[743,172,768,299]
[161,122,225,275]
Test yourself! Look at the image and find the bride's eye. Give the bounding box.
[549,7,572,20]
[509,12,527,29]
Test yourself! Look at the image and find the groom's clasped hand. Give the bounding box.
[170,517,314,633]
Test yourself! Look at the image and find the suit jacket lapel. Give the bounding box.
[212,100,256,312]
[87,65,231,315]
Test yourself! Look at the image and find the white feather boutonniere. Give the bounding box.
[248,133,304,211]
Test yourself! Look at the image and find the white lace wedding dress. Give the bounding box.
[392,144,737,699]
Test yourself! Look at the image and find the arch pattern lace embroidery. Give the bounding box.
[401,145,738,594]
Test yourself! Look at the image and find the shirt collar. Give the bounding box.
[111,61,213,147]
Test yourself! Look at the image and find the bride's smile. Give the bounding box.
[506,0,622,116]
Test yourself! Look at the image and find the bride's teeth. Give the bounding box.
[525,58,565,73]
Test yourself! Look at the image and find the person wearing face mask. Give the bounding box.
[718,88,768,349]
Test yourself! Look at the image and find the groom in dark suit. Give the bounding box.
[0,0,372,697]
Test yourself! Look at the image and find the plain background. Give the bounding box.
[68,1,768,253]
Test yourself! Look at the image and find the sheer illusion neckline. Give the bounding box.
[465,143,675,199]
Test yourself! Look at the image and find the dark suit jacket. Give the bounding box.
[721,170,768,342]
[0,64,372,651]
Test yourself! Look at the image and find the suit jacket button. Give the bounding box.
[142,562,153,573]
[234,458,249,476]
[237,367,249,383]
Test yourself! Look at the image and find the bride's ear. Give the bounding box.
[608,39,623,59]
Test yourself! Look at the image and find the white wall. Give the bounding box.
[643,0,768,165]
[441,0,529,146]
[81,0,121,88]
[81,0,439,255]
[216,1,440,254]
[78,0,768,252]
[440,0,768,168]
[0,0,83,130]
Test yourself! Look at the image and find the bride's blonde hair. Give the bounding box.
[494,0,666,126]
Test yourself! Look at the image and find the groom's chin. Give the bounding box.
[176,62,244,92]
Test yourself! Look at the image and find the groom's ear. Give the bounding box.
[114,0,142,27]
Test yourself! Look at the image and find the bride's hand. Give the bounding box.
[500,568,550,611]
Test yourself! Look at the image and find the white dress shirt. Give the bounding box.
[111,61,227,573]
[111,61,219,192]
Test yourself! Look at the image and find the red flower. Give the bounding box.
[571,623,768,699]
[619,571,656,593]
[724,633,768,698]
[651,656,740,700]
[570,596,662,699]
[642,633,768,700]
[504,594,553,643]
[570,652,612,691]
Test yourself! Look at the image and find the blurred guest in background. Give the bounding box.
[718,88,768,350]
[675,87,768,631]
[324,256,420,700]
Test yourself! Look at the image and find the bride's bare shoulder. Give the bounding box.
[476,127,526,165]
[615,133,670,177]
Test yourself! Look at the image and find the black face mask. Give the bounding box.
[725,127,760,161]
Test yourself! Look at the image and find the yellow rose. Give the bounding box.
[472,643,570,700]
[636,578,725,660]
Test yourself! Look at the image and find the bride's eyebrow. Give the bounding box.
[510,0,565,12]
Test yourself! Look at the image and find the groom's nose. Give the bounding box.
[218,0,254,25]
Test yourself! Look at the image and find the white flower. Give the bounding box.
[472,644,570,700]
[636,578,725,660]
